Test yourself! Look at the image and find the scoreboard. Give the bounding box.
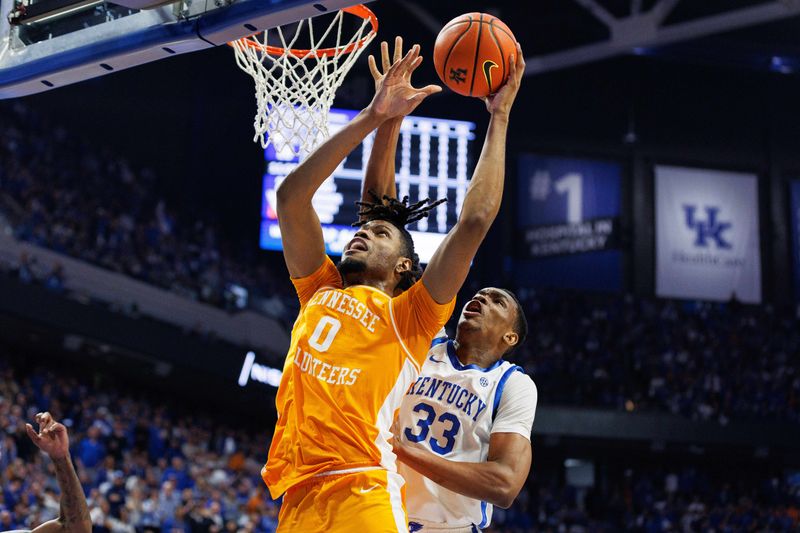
[259,108,476,263]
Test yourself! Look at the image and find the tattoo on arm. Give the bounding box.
[51,456,91,532]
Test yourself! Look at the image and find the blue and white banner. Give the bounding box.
[655,165,761,303]
[790,180,800,302]
[516,154,622,290]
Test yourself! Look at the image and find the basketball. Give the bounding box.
[433,12,517,98]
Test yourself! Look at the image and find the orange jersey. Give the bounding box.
[263,257,455,498]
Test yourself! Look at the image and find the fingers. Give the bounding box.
[25,423,41,444]
[406,55,423,78]
[35,412,54,430]
[513,42,525,81]
[380,40,390,73]
[368,54,380,81]
[393,36,403,65]
[50,423,67,444]
[33,412,63,442]
[386,44,420,78]
[505,54,517,90]
[408,87,438,105]
[377,37,410,79]
[420,84,442,96]
[500,42,524,91]
[406,44,421,66]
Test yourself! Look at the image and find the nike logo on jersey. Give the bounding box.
[359,485,380,494]
[428,355,445,364]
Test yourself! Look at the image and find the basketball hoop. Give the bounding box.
[230,5,378,158]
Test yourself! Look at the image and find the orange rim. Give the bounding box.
[230,4,378,58]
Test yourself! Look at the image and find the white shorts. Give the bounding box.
[408,519,480,533]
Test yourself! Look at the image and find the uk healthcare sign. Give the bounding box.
[655,165,761,303]
[516,154,622,290]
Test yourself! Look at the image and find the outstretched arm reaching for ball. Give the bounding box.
[276,42,441,278]
[21,412,92,533]
[421,43,525,304]
[361,37,409,207]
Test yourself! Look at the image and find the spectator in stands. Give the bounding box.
[15,252,36,285]
[76,425,105,469]
[43,263,65,293]
[514,288,800,423]
[0,101,296,322]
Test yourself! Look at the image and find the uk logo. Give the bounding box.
[449,68,467,84]
[683,205,732,249]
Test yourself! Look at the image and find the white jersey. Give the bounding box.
[397,338,538,531]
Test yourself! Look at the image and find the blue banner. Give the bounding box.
[791,180,800,302]
[515,155,622,290]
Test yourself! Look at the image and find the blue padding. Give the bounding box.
[0,21,198,86]
[0,0,338,90]
[197,0,315,39]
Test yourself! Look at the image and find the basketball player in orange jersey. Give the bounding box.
[264,38,523,532]
[365,39,534,533]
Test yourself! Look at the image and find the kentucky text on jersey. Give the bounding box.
[406,376,488,421]
[306,288,382,332]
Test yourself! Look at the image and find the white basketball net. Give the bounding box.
[231,9,376,158]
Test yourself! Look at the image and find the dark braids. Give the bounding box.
[352,191,447,292]
[353,191,447,228]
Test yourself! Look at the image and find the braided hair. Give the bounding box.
[352,191,446,292]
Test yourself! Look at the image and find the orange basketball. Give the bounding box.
[433,12,517,98]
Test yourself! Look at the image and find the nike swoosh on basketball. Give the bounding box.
[360,485,380,494]
[482,60,499,88]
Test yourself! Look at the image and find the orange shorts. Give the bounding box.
[277,469,408,533]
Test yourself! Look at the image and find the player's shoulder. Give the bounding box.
[502,365,537,398]
[510,368,537,391]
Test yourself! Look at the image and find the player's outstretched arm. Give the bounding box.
[277,43,440,277]
[25,413,92,533]
[420,43,524,304]
[362,37,409,206]
[394,430,531,509]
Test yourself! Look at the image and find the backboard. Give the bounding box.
[0,0,363,98]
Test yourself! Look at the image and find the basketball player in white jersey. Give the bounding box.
[363,38,534,532]
[394,292,535,532]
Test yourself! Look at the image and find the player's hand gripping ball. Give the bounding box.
[433,12,518,97]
